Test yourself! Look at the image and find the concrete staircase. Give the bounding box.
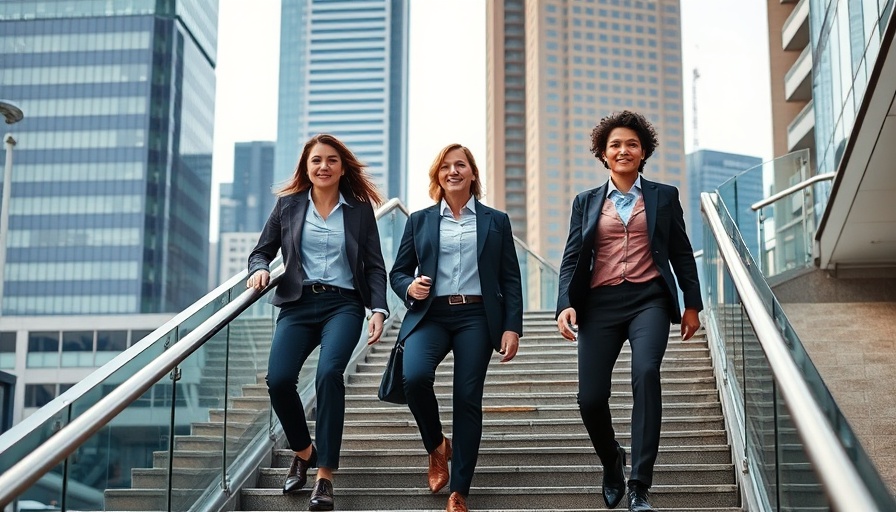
[240,311,743,511]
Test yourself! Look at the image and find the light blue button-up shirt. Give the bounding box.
[433,196,482,297]
[301,190,354,290]
[607,175,643,225]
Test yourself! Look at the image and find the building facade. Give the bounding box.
[766,0,891,176]
[274,0,409,203]
[486,0,687,264]
[0,0,218,315]
[685,149,762,255]
[226,141,276,234]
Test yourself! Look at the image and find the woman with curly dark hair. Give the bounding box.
[247,134,389,511]
[555,111,702,512]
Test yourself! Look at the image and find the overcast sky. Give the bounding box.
[211,0,772,233]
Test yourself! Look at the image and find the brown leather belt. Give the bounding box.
[435,294,483,305]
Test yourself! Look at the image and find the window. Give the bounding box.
[61,331,94,367]
[27,331,59,368]
[25,384,56,408]
[0,332,15,369]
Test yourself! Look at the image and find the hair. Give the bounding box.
[427,143,483,202]
[277,133,384,205]
[589,110,659,173]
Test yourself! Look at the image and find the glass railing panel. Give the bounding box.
[167,330,227,511]
[512,239,559,312]
[703,191,896,510]
[776,394,827,511]
[718,149,813,278]
[0,326,177,511]
[376,203,409,314]
[223,301,277,486]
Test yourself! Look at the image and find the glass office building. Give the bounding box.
[810,0,893,176]
[274,0,409,202]
[222,141,276,235]
[0,0,218,315]
[685,150,762,255]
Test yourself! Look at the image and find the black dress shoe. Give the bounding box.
[308,478,335,511]
[628,481,655,512]
[283,445,318,494]
[603,444,626,509]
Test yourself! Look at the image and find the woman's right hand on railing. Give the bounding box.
[247,270,270,291]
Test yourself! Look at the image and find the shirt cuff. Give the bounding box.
[370,308,389,319]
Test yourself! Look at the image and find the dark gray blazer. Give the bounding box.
[389,199,524,351]
[248,192,389,313]
[555,177,702,323]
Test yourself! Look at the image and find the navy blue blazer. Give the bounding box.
[555,177,702,323]
[248,192,389,313]
[389,200,524,351]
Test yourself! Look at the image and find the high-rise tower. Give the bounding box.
[274,0,409,203]
[486,0,686,264]
[0,0,218,315]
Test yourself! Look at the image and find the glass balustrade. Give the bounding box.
[701,194,895,511]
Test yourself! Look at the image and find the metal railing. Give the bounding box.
[701,191,895,511]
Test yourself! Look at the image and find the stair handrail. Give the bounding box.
[0,263,285,509]
[702,191,877,511]
[750,171,835,211]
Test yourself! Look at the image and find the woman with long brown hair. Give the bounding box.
[248,134,389,511]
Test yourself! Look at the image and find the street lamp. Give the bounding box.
[0,100,25,315]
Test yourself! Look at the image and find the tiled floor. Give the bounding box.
[783,302,896,495]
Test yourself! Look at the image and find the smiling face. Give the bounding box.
[437,147,475,198]
[306,143,343,191]
[602,127,644,177]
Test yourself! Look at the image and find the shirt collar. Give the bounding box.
[307,188,352,208]
[440,195,476,217]
[606,176,642,199]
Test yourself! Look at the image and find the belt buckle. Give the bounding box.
[448,294,465,305]
[312,284,326,294]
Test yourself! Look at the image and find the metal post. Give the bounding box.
[0,134,16,314]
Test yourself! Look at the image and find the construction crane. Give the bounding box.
[692,68,700,150]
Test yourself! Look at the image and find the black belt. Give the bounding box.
[303,283,359,298]
[434,294,483,305]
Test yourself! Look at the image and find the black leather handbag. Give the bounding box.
[378,339,406,404]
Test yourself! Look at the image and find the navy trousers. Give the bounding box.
[576,279,671,488]
[266,291,364,469]
[402,301,493,496]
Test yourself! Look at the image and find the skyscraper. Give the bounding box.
[223,141,276,234]
[217,141,275,286]
[0,0,218,315]
[685,149,762,255]
[274,0,409,202]
[486,0,687,264]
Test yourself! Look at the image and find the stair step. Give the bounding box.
[272,445,734,467]
[240,484,739,510]
[333,416,726,435]
[257,462,736,488]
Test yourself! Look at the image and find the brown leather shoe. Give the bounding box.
[428,436,452,493]
[446,492,467,512]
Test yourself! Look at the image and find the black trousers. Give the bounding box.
[266,291,364,469]
[576,279,671,488]
[402,301,493,496]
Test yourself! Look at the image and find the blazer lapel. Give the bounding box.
[287,194,308,261]
[425,205,441,274]
[475,199,492,259]
[342,197,361,264]
[582,183,607,243]
[641,178,659,241]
